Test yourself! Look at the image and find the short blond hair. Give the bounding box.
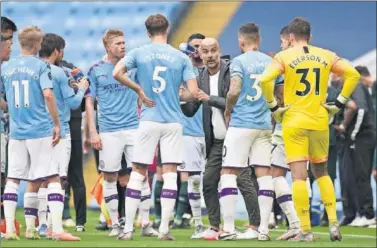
[18,26,43,50]
[102,29,124,47]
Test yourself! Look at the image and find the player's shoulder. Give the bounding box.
[88,60,105,75]
[309,45,337,58]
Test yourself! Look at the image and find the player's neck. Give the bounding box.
[151,35,167,45]
[40,56,56,65]
[243,44,259,53]
[104,54,120,65]
[291,40,309,47]
[20,48,38,56]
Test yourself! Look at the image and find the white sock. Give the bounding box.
[47,182,64,234]
[220,174,238,233]
[159,172,177,234]
[257,175,274,235]
[188,174,203,227]
[124,171,145,233]
[37,188,48,227]
[274,176,300,229]
[24,192,38,231]
[103,180,119,226]
[3,182,19,234]
[140,179,151,227]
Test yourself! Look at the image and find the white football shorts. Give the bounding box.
[222,127,272,168]
[178,136,205,172]
[133,121,183,165]
[99,129,136,172]
[56,134,72,178]
[7,136,59,181]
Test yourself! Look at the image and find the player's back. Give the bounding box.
[1,56,53,139]
[51,64,70,137]
[125,43,195,124]
[230,51,274,130]
[275,45,339,130]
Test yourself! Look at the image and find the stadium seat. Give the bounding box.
[1,1,181,72]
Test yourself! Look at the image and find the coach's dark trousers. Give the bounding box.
[203,139,260,228]
[66,117,87,226]
[340,131,376,220]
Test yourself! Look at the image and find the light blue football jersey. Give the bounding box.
[122,43,196,124]
[230,51,283,130]
[51,64,75,137]
[87,60,138,133]
[1,56,53,139]
[182,67,204,137]
[0,82,4,133]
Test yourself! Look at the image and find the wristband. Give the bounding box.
[335,95,347,109]
[267,99,279,112]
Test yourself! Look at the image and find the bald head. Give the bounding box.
[200,38,221,71]
[200,38,219,48]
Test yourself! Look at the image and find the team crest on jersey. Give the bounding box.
[99,160,105,169]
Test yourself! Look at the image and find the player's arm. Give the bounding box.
[41,64,60,146]
[225,75,242,114]
[180,57,199,101]
[260,58,284,108]
[0,96,7,111]
[260,57,287,123]
[85,69,102,150]
[180,78,198,101]
[180,76,202,117]
[324,58,360,116]
[65,78,88,110]
[113,58,154,107]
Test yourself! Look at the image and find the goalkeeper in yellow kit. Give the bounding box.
[260,17,360,242]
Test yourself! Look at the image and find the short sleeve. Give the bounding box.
[58,68,75,99]
[230,58,243,79]
[39,62,53,90]
[87,66,98,98]
[182,56,196,81]
[122,49,137,71]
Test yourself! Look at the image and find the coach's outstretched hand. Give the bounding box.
[52,125,61,146]
[137,89,155,107]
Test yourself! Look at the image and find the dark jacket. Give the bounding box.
[181,59,230,157]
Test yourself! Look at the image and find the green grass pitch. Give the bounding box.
[2,210,376,247]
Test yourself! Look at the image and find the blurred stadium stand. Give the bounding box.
[1,1,184,72]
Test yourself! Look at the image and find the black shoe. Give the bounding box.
[95,221,109,231]
[182,217,191,228]
[339,216,355,226]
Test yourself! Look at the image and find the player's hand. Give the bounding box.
[90,131,102,150]
[137,89,155,107]
[224,109,231,129]
[52,125,61,147]
[197,89,209,102]
[77,77,89,91]
[332,124,345,133]
[322,103,341,120]
[267,99,289,123]
[272,105,289,123]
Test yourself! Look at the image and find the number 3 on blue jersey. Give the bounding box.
[246,74,262,102]
[153,66,167,93]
